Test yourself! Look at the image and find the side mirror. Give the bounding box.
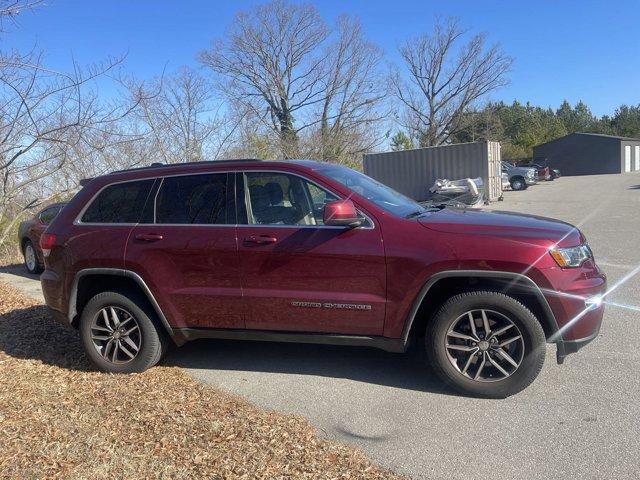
[323,199,362,227]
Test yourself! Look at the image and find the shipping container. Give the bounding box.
[363,141,503,203]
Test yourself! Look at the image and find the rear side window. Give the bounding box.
[156,173,230,224]
[39,206,61,225]
[81,179,154,224]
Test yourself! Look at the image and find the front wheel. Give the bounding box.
[426,291,546,398]
[79,291,168,373]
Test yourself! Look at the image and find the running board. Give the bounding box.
[171,327,406,353]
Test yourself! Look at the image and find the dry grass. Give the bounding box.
[0,282,403,479]
[0,247,21,268]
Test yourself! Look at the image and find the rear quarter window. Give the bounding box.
[38,206,61,225]
[81,179,155,224]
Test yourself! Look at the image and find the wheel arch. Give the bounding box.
[20,236,32,253]
[402,270,559,346]
[69,268,179,344]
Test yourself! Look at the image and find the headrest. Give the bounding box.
[264,182,284,205]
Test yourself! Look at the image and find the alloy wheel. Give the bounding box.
[25,244,37,271]
[90,306,142,364]
[445,309,525,382]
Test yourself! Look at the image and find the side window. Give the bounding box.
[81,179,154,224]
[156,173,230,224]
[39,206,60,225]
[245,172,337,226]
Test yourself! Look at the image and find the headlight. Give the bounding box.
[549,244,593,268]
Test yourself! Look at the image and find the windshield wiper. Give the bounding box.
[405,209,430,219]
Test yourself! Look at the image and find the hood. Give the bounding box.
[418,208,583,247]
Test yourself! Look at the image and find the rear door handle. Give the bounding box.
[244,234,277,245]
[135,233,164,242]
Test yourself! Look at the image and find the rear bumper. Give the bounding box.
[41,268,66,314]
[49,307,72,328]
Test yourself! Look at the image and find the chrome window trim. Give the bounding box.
[76,171,233,227]
[74,167,375,230]
[239,169,375,230]
[152,177,163,224]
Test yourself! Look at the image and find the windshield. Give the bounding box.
[316,164,427,218]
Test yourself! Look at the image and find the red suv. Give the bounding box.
[40,160,606,397]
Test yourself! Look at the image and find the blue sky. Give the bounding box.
[3,0,639,116]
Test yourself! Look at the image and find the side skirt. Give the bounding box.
[172,328,407,353]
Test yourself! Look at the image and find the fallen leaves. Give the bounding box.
[0,282,403,479]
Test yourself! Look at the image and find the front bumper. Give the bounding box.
[556,322,601,364]
[526,177,537,185]
[544,271,606,364]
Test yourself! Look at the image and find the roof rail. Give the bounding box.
[110,159,264,174]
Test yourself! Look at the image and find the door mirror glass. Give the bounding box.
[323,200,362,227]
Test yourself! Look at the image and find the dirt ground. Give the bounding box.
[0,281,402,479]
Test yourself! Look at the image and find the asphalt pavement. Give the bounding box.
[4,172,640,479]
[171,172,640,479]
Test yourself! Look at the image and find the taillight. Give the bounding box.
[40,233,57,257]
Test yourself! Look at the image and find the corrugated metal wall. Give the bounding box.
[486,141,502,201]
[363,141,502,202]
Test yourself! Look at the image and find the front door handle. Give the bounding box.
[135,233,164,242]
[244,234,278,245]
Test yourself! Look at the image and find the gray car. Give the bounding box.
[501,161,537,191]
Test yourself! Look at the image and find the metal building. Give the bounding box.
[363,141,503,202]
[533,133,640,176]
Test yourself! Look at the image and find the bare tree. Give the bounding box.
[200,0,328,158]
[129,68,239,164]
[0,48,133,247]
[316,15,388,163]
[393,17,512,147]
[199,1,387,162]
[0,0,42,31]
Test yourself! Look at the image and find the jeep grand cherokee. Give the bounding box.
[40,160,606,398]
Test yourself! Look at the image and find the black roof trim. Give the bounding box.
[111,159,264,174]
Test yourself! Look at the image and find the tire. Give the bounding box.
[79,290,168,373]
[425,291,546,398]
[510,177,527,191]
[23,240,43,274]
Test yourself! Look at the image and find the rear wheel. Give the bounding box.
[426,291,546,398]
[79,291,167,373]
[23,240,43,274]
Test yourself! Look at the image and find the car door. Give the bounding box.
[236,170,386,335]
[126,172,244,330]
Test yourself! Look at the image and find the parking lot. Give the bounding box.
[1,172,639,479]
[173,172,640,479]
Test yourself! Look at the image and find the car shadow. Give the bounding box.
[1,304,457,396]
[164,337,456,396]
[0,263,39,280]
[0,305,92,372]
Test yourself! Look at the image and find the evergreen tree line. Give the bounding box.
[391,101,640,160]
